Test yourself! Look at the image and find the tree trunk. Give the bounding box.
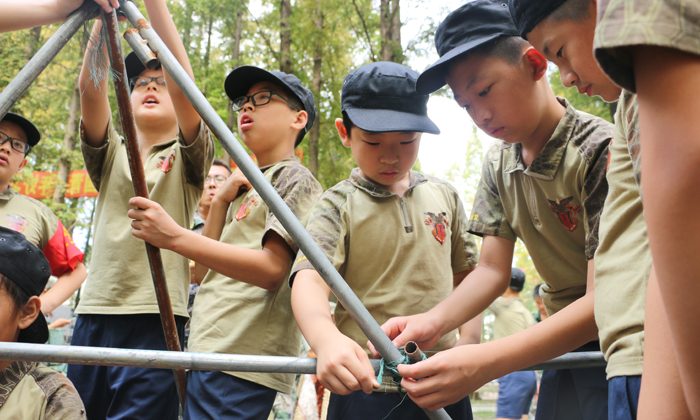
[379,0,402,63]
[308,0,323,177]
[224,0,246,165]
[279,0,292,73]
[201,13,215,96]
[25,26,42,61]
[52,75,80,234]
[181,2,194,55]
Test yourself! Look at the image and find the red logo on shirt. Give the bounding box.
[157,150,176,173]
[548,196,581,232]
[4,214,28,233]
[424,212,449,244]
[235,194,260,221]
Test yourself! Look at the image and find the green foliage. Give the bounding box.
[548,66,614,123]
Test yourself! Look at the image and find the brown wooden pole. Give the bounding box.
[102,9,187,409]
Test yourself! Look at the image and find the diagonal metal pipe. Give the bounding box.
[119,2,449,418]
[0,1,99,119]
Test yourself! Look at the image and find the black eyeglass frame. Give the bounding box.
[230,90,300,113]
[0,131,31,155]
[130,76,167,87]
[205,175,228,185]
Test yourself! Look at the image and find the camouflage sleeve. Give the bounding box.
[446,183,480,273]
[179,120,214,188]
[265,162,324,254]
[467,148,517,241]
[288,184,350,286]
[32,366,86,420]
[580,125,612,260]
[79,118,119,192]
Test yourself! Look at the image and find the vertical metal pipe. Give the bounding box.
[0,2,99,119]
[101,9,186,409]
[120,3,449,418]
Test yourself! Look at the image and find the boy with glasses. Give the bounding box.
[0,112,86,316]
[68,1,213,419]
[128,65,323,419]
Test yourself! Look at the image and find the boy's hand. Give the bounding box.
[214,168,252,204]
[368,313,443,358]
[57,0,120,15]
[397,344,494,411]
[315,332,380,395]
[128,196,185,250]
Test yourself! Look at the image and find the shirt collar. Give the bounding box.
[259,156,299,174]
[504,97,577,180]
[0,185,17,201]
[349,168,426,198]
[0,361,35,407]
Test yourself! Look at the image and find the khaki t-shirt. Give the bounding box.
[490,297,535,341]
[0,361,86,420]
[291,169,480,356]
[594,91,647,379]
[188,157,322,394]
[76,120,213,317]
[469,99,612,315]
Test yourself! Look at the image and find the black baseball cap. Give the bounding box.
[341,62,439,134]
[0,227,51,344]
[1,112,41,147]
[416,0,520,95]
[224,66,317,140]
[508,0,568,40]
[510,267,526,291]
[125,51,162,92]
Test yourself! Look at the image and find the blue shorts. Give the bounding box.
[67,313,186,420]
[497,371,537,419]
[327,390,473,420]
[535,341,609,420]
[183,370,278,420]
[608,376,641,420]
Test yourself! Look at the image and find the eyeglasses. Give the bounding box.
[205,175,228,185]
[231,90,300,112]
[0,131,31,155]
[130,76,167,88]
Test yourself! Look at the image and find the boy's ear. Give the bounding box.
[17,296,42,330]
[16,158,27,173]
[290,110,308,132]
[524,47,548,81]
[335,118,352,147]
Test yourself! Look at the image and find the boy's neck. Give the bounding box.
[502,288,521,299]
[519,93,566,168]
[0,181,10,194]
[136,125,179,159]
[254,145,295,169]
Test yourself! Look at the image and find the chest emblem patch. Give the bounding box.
[548,196,581,232]
[4,214,28,233]
[235,194,260,221]
[157,150,176,173]
[424,212,449,244]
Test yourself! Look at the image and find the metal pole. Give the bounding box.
[119,3,446,416]
[123,29,159,70]
[404,341,426,365]
[101,9,187,409]
[0,1,99,119]
[0,342,605,372]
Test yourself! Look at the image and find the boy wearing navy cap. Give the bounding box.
[376,2,613,419]
[129,65,322,419]
[289,61,480,420]
[0,226,86,419]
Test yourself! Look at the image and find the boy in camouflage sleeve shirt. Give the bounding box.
[376,2,613,418]
[290,61,480,420]
[130,66,322,419]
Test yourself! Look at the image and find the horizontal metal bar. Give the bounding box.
[0,342,605,373]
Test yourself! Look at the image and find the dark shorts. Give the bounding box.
[67,313,186,420]
[608,375,641,420]
[497,371,537,419]
[327,390,473,420]
[183,370,277,420]
[535,341,609,420]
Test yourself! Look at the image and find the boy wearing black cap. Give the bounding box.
[375,2,613,419]
[0,226,86,419]
[0,113,87,316]
[68,1,213,419]
[129,65,322,419]
[289,61,480,420]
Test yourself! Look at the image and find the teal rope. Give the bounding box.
[376,346,427,387]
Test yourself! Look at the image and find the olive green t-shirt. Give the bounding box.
[0,361,86,420]
[290,169,480,356]
[469,99,612,315]
[594,91,647,379]
[188,157,323,394]
[76,120,213,317]
[490,297,535,341]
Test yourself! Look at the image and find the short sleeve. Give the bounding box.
[446,185,480,273]
[468,151,517,241]
[79,119,119,192]
[42,220,85,277]
[581,135,611,260]
[179,120,214,188]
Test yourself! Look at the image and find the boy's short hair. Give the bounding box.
[508,0,591,39]
[1,112,41,148]
[211,158,232,175]
[416,0,521,95]
[224,66,316,147]
[341,61,439,134]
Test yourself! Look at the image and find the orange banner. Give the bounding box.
[12,170,98,199]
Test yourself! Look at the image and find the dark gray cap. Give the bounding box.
[1,112,41,147]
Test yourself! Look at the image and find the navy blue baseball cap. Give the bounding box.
[509,0,568,39]
[1,112,41,147]
[416,0,519,95]
[125,51,162,92]
[0,227,51,344]
[510,267,526,291]
[341,62,439,134]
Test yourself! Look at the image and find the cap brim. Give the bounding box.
[17,314,48,344]
[416,33,505,95]
[2,112,40,147]
[346,108,440,135]
[225,66,289,101]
